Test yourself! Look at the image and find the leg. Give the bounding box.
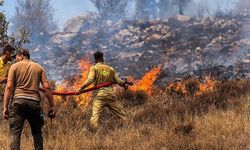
[27,106,44,150]
[8,103,25,150]
[90,98,105,128]
[106,99,127,122]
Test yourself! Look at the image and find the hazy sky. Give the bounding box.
[1,0,96,29]
[1,0,237,30]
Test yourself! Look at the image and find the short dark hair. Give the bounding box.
[3,44,15,54]
[94,51,103,61]
[16,48,30,59]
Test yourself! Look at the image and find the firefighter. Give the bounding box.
[77,51,128,129]
[2,49,55,150]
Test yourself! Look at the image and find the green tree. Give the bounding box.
[0,1,9,47]
[0,1,29,50]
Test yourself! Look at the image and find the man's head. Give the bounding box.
[94,51,104,63]
[2,44,15,61]
[15,48,30,62]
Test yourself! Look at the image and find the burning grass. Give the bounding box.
[53,59,93,108]
[166,77,216,97]
[129,67,161,95]
[166,78,250,114]
[0,78,250,149]
[1,57,250,149]
[53,66,161,109]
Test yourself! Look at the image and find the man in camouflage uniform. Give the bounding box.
[77,51,128,129]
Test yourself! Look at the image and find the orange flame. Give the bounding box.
[55,63,161,107]
[129,67,161,95]
[195,79,215,96]
[166,77,215,96]
[53,83,67,103]
[54,59,92,108]
[73,59,92,107]
[167,81,188,95]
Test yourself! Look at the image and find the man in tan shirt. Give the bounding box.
[2,49,55,150]
[78,51,128,129]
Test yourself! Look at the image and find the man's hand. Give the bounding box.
[2,108,9,119]
[76,87,84,95]
[120,78,133,90]
[123,84,129,91]
[48,107,56,119]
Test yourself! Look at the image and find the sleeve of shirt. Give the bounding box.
[113,70,125,85]
[7,65,16,82]
[82,66,95,87]
[41,68,49,84]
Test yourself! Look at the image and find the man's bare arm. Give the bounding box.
[41,68,55,118]
[3,80,13,119]
[43,82,54,108]
[43,81,56,118]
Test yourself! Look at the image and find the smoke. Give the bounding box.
[88,0,241,22]
[9,0,250,82]
[52,0,96,30]
[184,0,237,17]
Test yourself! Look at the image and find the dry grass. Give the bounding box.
[0,79,250,150]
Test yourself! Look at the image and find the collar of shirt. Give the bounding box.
[96,62,104,65]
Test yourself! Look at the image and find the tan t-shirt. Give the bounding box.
[8,60,48,101]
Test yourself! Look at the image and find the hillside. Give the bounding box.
[30,14,250,86]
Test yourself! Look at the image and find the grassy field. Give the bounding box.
[0,79,250,150]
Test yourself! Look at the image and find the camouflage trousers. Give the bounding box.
[90,95,127,128]
[8,98,44,150]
